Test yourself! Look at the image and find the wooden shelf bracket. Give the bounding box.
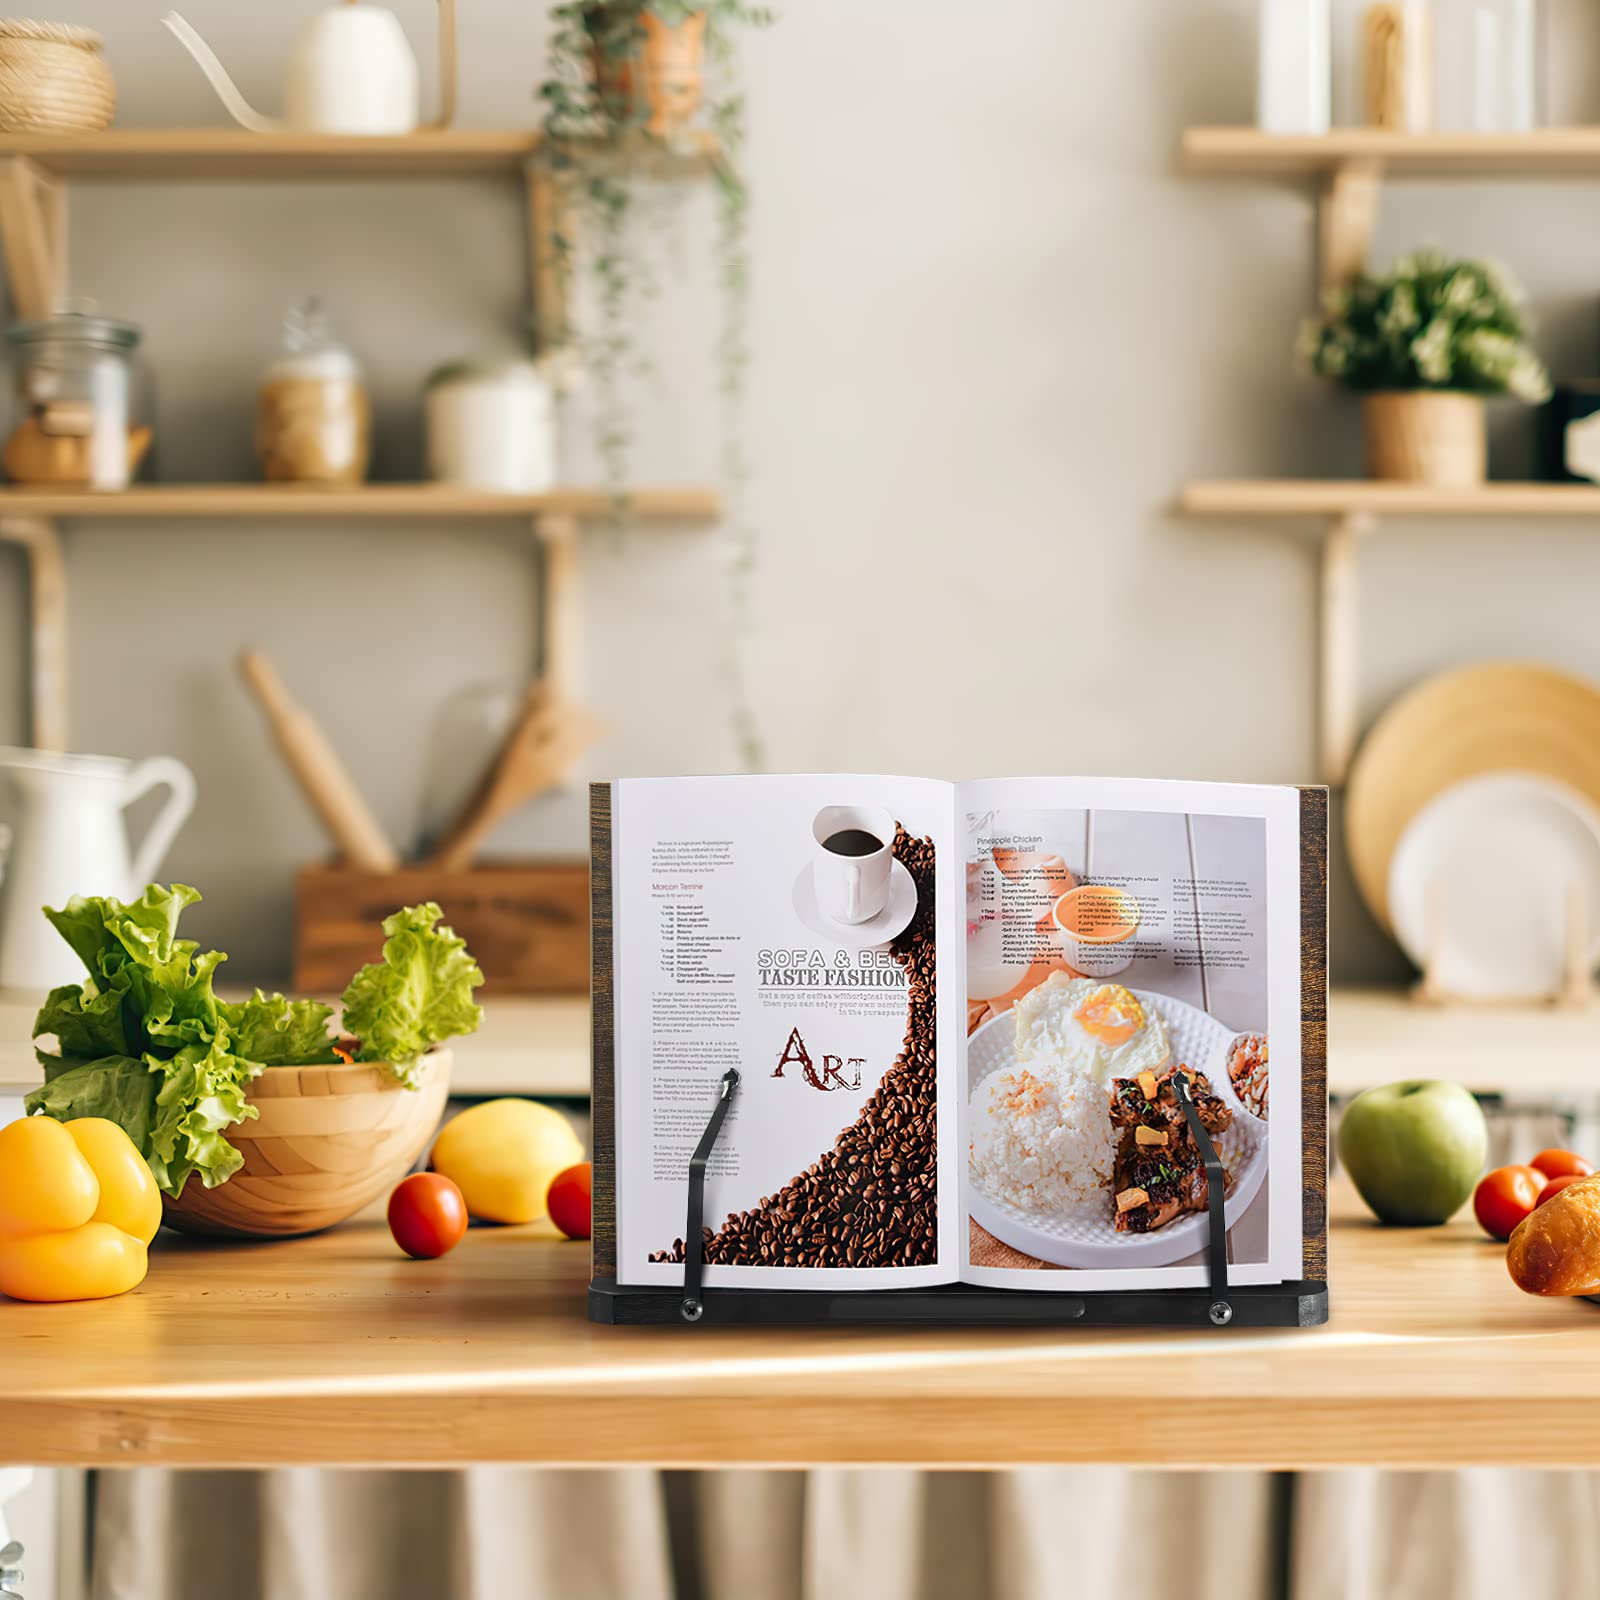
[1319,511,1373,785]
[0,514,65,749]
[1318,158,1382,294]
[0,155,66,321]
[533,512,582,700]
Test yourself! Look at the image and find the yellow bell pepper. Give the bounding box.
[0,1116,160,1302]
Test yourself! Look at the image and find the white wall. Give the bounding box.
[3,0,1600,982]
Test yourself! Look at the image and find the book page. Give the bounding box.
[612,775,960,1289]
[957,777,1303,1292]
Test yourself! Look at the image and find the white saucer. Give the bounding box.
[792,859,918,948]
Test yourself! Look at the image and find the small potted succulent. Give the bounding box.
[1300,251,1551,486]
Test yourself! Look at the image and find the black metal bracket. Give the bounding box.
[679,1067,740,1323]
[1173,1072,1232,1324]
[659,1065,1243,1330]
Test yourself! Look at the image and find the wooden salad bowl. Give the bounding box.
[160,1050,452,1240]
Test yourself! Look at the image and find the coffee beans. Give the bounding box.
[653,826,939,1270]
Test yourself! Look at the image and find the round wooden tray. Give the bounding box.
[1347,662,1600,935]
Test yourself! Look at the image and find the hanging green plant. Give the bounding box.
[537,0,775,771]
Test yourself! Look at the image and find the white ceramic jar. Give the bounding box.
[424,359,556,493]
[1259,0,1332,133]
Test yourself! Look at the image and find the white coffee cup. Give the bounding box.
[812,805,896,925]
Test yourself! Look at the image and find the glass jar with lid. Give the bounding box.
[2,304,153,490]
[256,298,370,487]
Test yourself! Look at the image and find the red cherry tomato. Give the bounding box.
[1531,1148,1594,1181]
[547,1161,592,1241]
[1473,1165,1548,1241]
[1534,1172,1591,1209]
[387,1172,468,1260]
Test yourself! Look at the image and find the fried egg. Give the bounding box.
[1011,973,1171,1088]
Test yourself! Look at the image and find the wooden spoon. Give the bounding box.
[427,680,604,869]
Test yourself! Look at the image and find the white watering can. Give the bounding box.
[0,749,196,992]
[163,0,457,136]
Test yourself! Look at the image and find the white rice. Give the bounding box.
[968,1061,1113,1212]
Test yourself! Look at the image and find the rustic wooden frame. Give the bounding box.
[1299,785,1329,1282]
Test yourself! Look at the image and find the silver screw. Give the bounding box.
[680,1298,704,1323]
[1209,1301,1233,1326]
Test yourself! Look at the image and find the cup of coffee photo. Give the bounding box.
[812,804,896,925]
[1052,883,1141,977]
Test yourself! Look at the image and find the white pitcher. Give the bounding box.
[0,749,197,992]
[162,0,457,136]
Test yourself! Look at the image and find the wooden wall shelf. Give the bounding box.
[0,485,722,520]
[1182,129,1600,781]
[1183,481,1600,518]
[1183,127,1600,178]
[1184,127,1600,293]
[0,128,542,179]
[0,127,717,181]
[0,485,720,751]
[1184,481,1600,784]
[0,127,727,757]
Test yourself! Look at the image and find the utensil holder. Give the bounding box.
[294,858,589,996]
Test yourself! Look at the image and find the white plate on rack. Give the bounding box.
[965,990,1268,1269]
[1388,772,1600,1003]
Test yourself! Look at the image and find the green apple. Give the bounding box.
[1339,1080,1488,1226]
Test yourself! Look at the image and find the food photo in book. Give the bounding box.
[964,806,1273,1275]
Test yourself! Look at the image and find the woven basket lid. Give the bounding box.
[0,18,104,49]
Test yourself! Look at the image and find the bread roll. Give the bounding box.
[1507,1174,1600,1296]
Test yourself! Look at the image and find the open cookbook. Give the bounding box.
[590,776,1327,1303]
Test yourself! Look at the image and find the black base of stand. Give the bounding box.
[590,1277,1328,1328]
[595,1064,1328,1332]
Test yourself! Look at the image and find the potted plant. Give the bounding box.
[1301,251,1551,486]
[583,1,709,136]
[538,0,774,771]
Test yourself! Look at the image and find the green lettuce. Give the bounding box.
[219,991,339,1067]
[26,1054,159,1153]
[341,903,485,1088]
[148,1029,259,1194]
[28,887,485,1194]
[26,885,262,1196]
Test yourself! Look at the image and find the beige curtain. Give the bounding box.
[88,1469,1277,1600]
[1291,1472,1600,1600]
[90,1468,1600,1598]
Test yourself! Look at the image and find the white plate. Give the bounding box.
[791,858,918,949]
[965,990,1269,1269]
[1388,772,1600,1002]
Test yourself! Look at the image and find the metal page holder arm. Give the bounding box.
[679,1068,740,1323]
[1174,1072,1232,1325]
[670,1068,1230,1328]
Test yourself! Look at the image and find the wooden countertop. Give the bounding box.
[1327,988,1600,1098]
[3,1184,1598,1470]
